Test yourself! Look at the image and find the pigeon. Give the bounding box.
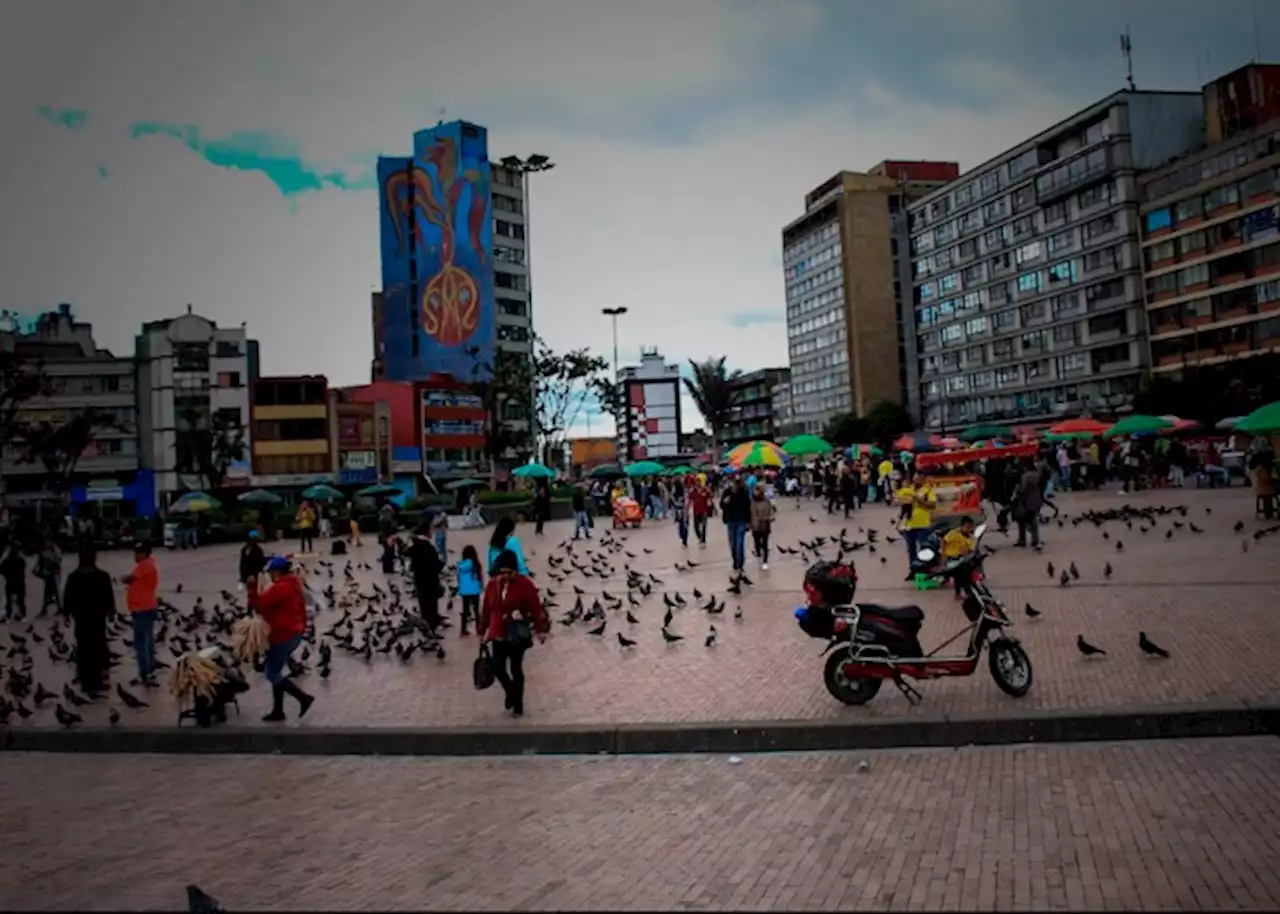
[55,704,82,727]
[1059,570,1070,587]
[1046,562,1055,579]
[117,684,149,709]
[1234,520,1245,533]
[1139,632,1169,658]
[587,621,606,636]
[661,628,684,643]
[1104,562,1113,578]
[663,607,674,628]
[33,683,57,705]
[617,632,637,648]
[1024,603,1041,618]
[108,708,121,726]
[187,885,223,914]
[62,684,90,707]
[1076,635,1106,657]
[705,626,717,647]
[1115,540,1124,552]
[1068,562,1079,580]
[734,605,743,620]
[625,611,640,624]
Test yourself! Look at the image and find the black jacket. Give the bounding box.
[239,542,265,582]
[408,536,441,584]
[719,486,752,525]
[571,489,586,512]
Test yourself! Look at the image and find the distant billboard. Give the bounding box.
[377,122,495,383]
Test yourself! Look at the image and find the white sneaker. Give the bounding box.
[762,562,769,571]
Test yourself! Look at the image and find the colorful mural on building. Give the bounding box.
[377,121,494,383]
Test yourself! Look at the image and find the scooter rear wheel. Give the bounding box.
[824,651,883,705]
[988,638,1033,697]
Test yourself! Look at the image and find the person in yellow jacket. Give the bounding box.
[895,472,936,578]
[940,516,977,598]
[877,458,895,502]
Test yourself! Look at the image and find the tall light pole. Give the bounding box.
[499,154,554,462]
[602,306,628,461]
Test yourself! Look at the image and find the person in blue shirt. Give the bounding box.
[487,516,528,576]
[456,544,484,635]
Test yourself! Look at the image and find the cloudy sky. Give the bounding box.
[3,0,1277,435]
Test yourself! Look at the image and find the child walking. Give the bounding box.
[457,545,483,635]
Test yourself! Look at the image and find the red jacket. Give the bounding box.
[479,571,549,642]
[253,574,308,645]
[688,485,712,517]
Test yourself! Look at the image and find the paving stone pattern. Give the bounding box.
[4,487,1279,731]
[3,737,1280,910]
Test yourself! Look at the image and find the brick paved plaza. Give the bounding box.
[3,486,1279,730]
[3,737,1280,911]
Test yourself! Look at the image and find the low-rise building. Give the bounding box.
[249,375,333,488]
[722,367,791,447]
[329,391,392,487]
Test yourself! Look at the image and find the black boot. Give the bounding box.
[262,684,286,721]
[279,678,315,718]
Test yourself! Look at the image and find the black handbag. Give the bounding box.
[473,644,496,690]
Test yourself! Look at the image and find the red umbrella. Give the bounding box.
[893,432,947,452]
[1160,415,1200,433]
[1046,418,1111,437]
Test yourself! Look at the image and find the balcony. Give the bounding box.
[1034,148,1111,206]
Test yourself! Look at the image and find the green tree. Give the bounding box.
[174,408,246,492]
[0,351,50,502]
[683,357,740,452]
[822,412,872,447]
[14,409,112,496]
[532,336,610,461]
[467,345,536,465]
[1133,354,1280,424]
[821,400,914,449]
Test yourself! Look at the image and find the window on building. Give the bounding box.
[216,371,241,388]
[1084,245,1120,272]
[494,271,528,291]
[1178,230,1207,255]
[1084,213,1117,240]
[1088,312,1127,336]
[1204,183,1240,212]
[1053,323,1079,344]
[1175,196,1203,222]
[498,297,528,318]
[992,339,1014,359]
[1016,241,1042,264]
[992,308,1017,330]
[1144,207,1172,234]
[1042,201,1068,225]
[1017,271,1042,293]
[1047,260,1076,284]
[1178,262,1210,289]
[1048,229,1075,254]
[215,341,241,358]
[1147,240,1176,265]
[983,198,1008,223]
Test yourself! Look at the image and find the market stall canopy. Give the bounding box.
[893,432,952,452]
[443,477,487,491]
[781,434,832,456]
[725,440,789,468]
[1159,415,1201,433]
[237,489,282,505]
[587,464,623,479]
[915,442,1038,470]
[1215,416,1244,431]
[623,460,666,477]
[1235,401,1280,435]
[511,463,556,480]
[301,483,345,502]
[663,465,697,476]
[958,424,1013,443]
[846,443,884,458]
[1105,414,1174,438]
[1044,418,1111,441]
[357,483,405,496]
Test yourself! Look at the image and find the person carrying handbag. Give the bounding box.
[478,549,549,717]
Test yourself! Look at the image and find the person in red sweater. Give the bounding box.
[252,555,315,721]
[688,478,713,547]
[478,549,550,717]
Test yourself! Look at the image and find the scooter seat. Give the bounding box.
[857,603,925,625]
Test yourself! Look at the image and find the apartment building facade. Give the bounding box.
[1140,65,1280,374]
[722,367,791,447]
[249,375,332,486]
[782,162,958,435]
[907,91,1204,430]
[136,307,258,502]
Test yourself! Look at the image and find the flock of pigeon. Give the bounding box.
[0,495,1273,728]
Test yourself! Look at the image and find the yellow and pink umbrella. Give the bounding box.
[724,440,789,469]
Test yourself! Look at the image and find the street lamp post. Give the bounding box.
[601,306,628,460]
[499,154,554,463]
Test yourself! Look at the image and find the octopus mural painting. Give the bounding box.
[378,121,494,381]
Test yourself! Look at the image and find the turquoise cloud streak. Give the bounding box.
[129,121,376,197]
[38,106,89,130]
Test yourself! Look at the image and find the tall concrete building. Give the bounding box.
[906,91,1206,431]
[782,162,959,435]
[1,305,153,516]
[136,306,259,503]
[722,367,791,447]
[1140,64,1280,375]
[616,348,683,460]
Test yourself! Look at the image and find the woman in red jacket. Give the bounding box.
[253,556,315,721]
[478,549,550,717]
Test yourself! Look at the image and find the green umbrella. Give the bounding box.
[624,460,665,477]
[357,482,403,497]
[512,462,555,480]
[1105,414,1173,438]
[847,443,884,458]
[237,489,282,505]
[959,424,1012,443]
[1235,401,1280,435]
[301,483,345,501]
[443,477,486,491]
[663,465,696,476]
[782,434,833,456]
[587,464,623,479]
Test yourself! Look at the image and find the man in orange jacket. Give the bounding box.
[122,541,160,686]
[252,555,315,721]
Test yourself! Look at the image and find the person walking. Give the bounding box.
[533,481,550,536]
[238,529,266,596]
[839,464,858,518]
[571,484,591,540]
[749,483,776,571]
[487,516,529,575]
[408,522,444,634]
[62,545,114,696]
[689,476,712,547]
[294,500,316,553]
[719,474,752,576]
[478,548,549,717]
[1,543,27,621]
[37,538,62,615]
[122,541,160,686]
[252,556,315,721]
[1013,458,1045,551]
[457,544,484,635]
[347,501,364,547]
[671,479,690,547]
[430,507,449,565]
[878,455,895,502]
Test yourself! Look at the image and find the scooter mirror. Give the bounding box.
[973,522,988,539]
[916,548,937,563]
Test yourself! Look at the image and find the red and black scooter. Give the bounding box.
[794,524,1033,706]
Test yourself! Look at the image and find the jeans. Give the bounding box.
[693,514,708,544]
[752,529,770,564]
[489,639,530,714]
[1016,515,1040,548]
[1043,473,1055,498]
[903,529,927,570]
[1059,466,1071,490]
[676,513,689,546]
[434,530,447,564]
[573,510,591,539]
[460,594,480,630]
[726,521,749,571]
[264,635,302,685]
[42,573,61,612]
[649,494,664,519]
[131,609,157,680]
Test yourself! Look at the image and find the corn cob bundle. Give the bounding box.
[167,652,224,703]
[232,615,272,665]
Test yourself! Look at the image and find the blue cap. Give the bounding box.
[265,555,291,573]
[248,529,260,540]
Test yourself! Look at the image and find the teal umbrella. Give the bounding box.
[237,489,282,505]
[357,483,403,497]
[302,483,345,501]
[1235,401,1280,435]
[588,463,623,478]
[444,477,486,491]
[512,462,555,480]
[624,460,665,477]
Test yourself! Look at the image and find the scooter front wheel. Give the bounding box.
[988,638,1033,697]
[824,651,883,705]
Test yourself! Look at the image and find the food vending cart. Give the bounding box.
[912,442,1039,530]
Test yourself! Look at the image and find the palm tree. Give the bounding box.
[683,357,740,453]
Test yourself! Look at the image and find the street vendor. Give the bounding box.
[895,472,936,577]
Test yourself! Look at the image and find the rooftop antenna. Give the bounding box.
[1120,27,1136,91]
[437,107,447,127]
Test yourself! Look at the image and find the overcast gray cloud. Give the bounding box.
[1,0,1274,435]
